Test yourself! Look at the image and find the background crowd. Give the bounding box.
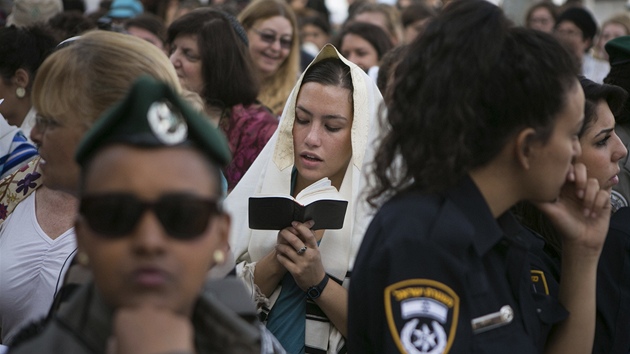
[0,0,629,353]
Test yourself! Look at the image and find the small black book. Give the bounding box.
[248,178,348,230]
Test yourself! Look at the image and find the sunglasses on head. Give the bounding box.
[79,193,221,240]
[252,28,293,50]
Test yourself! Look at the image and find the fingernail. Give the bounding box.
[590,211,598,218]
[577,189,584,199]
[583,208,590,217]
[292,221,298,228]
[306,220,315,228]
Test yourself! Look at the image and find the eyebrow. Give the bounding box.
[296,105,349,121]
[259,29,292,37]
[593,127,614,138]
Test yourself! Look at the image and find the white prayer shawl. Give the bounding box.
[224,44,383,353]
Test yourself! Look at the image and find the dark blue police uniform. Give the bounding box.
[593,207,630,354]
[348,177,567,353]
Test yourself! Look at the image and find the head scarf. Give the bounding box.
[223,44,383,351]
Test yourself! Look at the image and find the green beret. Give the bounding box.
[606,35,630,66]
[75,76,231,167]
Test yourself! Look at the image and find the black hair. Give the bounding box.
[299,14,331,35]
[0,25,57,87]
[555,6,597,41]
[368,0,579,205]
[301,57,353,95]
[47,12,97,43]
[63,0,86,13]
[578,76,628,137]
[604,63,630,124]
[167,8,258,109]
[515,76,628,256]
[376,44,408,102]
[335,21,394,60]
[401,3,437,28]
[124,13,167,43]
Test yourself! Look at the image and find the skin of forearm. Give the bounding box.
[313,280,348,338]
[545,245,599,354]
[254,249,288,297]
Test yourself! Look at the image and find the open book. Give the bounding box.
[248,178,348,230]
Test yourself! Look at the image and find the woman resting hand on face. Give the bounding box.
[517,76,630,354]
[348,2,610,353]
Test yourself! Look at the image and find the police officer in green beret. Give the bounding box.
[9,76,285,354]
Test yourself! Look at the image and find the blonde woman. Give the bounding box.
[0,30,182,347]
[239,0,300,116]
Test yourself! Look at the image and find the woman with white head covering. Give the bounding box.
[225,44,383,354]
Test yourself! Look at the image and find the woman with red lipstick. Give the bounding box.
[517,76,630,353]
[225,44,383,353]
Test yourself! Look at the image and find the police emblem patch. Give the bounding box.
[385,279,459,354]
[147,100,188,145]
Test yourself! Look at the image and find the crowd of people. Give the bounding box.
[0,0,629,353]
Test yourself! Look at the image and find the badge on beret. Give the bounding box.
[385,279,459,354]
[147,100,188,145]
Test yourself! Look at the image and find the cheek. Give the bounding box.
[180,235,221,276]
[279,48,291,61]
[251,39,267,53]
[337,132,353,162]
[292,125,305,144]
[369,51,379,63]
[575,145,605,174]
[85,240,126,286]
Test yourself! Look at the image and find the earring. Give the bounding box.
[213,250,225,264]
[76,252,90,266]
[16,87,25,98]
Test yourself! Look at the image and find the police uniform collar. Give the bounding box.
[445,176,506,256]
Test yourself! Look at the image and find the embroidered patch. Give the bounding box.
[147,100,188,145]
[385,279,459,354]
[530,270,549,295]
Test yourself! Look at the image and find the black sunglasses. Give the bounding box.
[252,28,293,50]
[79,193,221,240]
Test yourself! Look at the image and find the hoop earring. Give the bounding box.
[77,252,90,266]
[16,87,26,98]
[213,250,225,264]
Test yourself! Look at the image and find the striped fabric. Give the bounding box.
[0,131,38,179]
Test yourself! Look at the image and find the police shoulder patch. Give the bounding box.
[385,279,460,354]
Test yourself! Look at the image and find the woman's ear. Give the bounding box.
[515,127,539,170]
[13,68,30,88]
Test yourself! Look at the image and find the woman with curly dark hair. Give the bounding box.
[349,1,611,353]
